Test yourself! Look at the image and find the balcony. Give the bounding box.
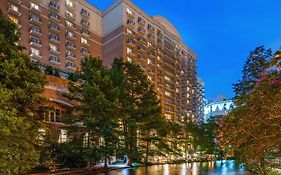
[66,32,76,40]
[66,43,76,50]
[8,5,21,17]
[137,46,146,54]
[49,59,60,65]
[29,16,41,25]
[81,19,89,27]
[148,24,154,33]
[81,48,90,56]
[30,4,41,14]
[127,20,135,30]
[48,12,60,21]
[147,34,155,42]
[48,2,60,12]
[9,0,21,5]
[49,48,60,55]
[65,63,77,71]
[126,11,135,19]
[127,39,135,48]
[49,24,60,33]
[148,52,155,58]
[66,53,76,60]
[30,41,42,48]
[157,31,164,38]
[49,36,60,44]
[127,51,135,57]
[29,28,41,36]
[81,9,90,17]
[137,37,146,45]
[30,53,42,59]
[138,27,145,36]
[138,54,145,60]
[137,17,145,26]
[65,12,75,21]
[81,29,90,37]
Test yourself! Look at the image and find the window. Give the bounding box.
[147,75,152,81]
[66,50,74,57]
[147,59,152,64]
[30,2,40,11]
[49,12,60,20]
[49,43,59,52]
[30,13,40,22]
[49,22,59,31]
[9,16,19,24]
[81,9,90,16]
[30,48,40,56]
[81,37,88,44]
[81,47,89,54]
[66,0,73,7]
[66,31,74,38]
[127,57,132,63]
[126,8,133,15]
[147,42,152,47]
[66,20,74,28]
[49,1,59,9]
[30,36,40,45]
[49,33,59,41]
[165,91,171,97]
[49,55,59,62]
[66,40,75,47]
[127,29,132,34]
[66,10,74,18]
[127,47,132,54]
[66,61,76,68]
[10,4,19,12]
[81,19,89,26]
[81,28,89,35]
[30,25,40,33]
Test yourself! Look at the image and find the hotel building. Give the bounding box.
[0,0,197,126]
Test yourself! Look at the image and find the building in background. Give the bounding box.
[0,0,197,123]
[203,96,235,122]
[196,77,205,122]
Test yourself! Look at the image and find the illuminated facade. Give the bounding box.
[203,99,235,122]
[0,0,197,123]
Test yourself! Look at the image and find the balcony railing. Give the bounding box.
[10,0,21,5]
[48,2,60,11]
[29,16,41,24]
[8,6,21,16]
[66,53,76,60]
[29,28,41,36]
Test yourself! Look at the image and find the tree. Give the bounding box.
[67,57,120,168]
[219,46,281,175]
[0,12,46,174]
[233,46,272,103]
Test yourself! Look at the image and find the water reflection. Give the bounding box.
[97,160,252,175]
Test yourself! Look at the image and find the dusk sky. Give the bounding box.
[88,0,281,99]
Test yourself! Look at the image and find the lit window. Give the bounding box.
[30,48,40,56]
[10,4,19,12]
[127,47,132,54]
[127,57,132,63]
[66,20,74,27]
[81,37,88,44]
[66,31,74,38]
[8,16,19,24]
[147,59,152,64]
[147,42,152,47]
[126,8,133,15]
[127,29,132,34]
[49,43,58,52]
[30,2,40,11]
[165,91,171,97]
[66,10,74,17]
[147,75,152,81]
[66,0,73,7]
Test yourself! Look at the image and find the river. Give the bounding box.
[96,160,252,175]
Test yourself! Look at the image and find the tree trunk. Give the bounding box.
[104,157,108,168]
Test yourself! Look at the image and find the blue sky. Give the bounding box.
[88,0,281,99]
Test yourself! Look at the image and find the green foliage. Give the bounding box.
[0,12,46,174]
[44,65,60,77]
[220,46,281,175]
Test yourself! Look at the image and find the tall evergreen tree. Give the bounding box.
[0,12,46,174]
[67,57,120,168]
[233,46,272,103]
